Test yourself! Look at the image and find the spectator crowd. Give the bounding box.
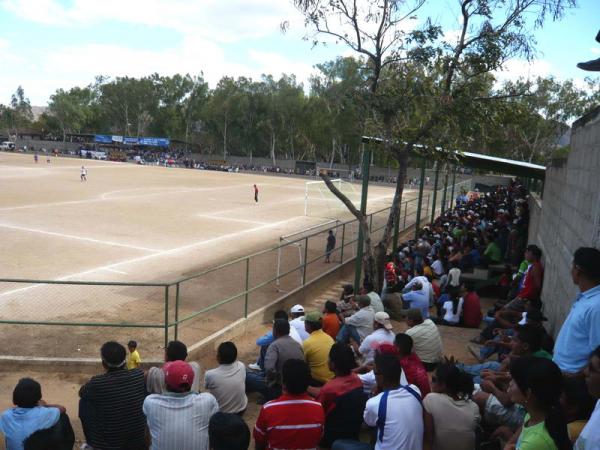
[1,179,599,450]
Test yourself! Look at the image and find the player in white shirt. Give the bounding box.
[80,166,87,182]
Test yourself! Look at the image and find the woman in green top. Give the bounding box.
[505,357,572,450]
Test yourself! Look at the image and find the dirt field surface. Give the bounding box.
[1,152,427,358]
[0,280,491,449]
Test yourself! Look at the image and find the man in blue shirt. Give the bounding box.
[554,247,600,373]
[401,282,430,319]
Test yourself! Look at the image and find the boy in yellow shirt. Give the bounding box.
[127,340,142,370]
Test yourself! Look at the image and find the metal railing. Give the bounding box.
[0,180,470,358]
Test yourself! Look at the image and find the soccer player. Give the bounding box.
[80,166,87,182]
[34,153,38,163]
[253,184,259,203]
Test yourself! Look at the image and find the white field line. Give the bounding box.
[0,216,304,303]
[104,268,128,275]
[0,222,160,252]
[195,215,269,226]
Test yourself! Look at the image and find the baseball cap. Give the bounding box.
[163,360,194,391]
[305,310,322,322]
[290,304,304,314]
[374,311,393,330]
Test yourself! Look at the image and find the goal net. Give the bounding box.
[304,178,360,219]
[315,166,355,182]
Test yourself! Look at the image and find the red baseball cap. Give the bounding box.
[163,360,194,391]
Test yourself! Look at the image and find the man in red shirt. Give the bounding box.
[461,282,482,328]
[393,334,431,396]
[254,359,324,450]
[253,184,259,203]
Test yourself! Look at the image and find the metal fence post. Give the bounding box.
[403,201,408,228]
[393,201,401,254]
[302,236,309,285]
[425,194,430,223]
[244,257,250,318]
[340,223,346,264]
[164,285,170,349]
[450,167,457,209]
[369,213,373,230]
[174,283,180,341]
[415,163,426,238]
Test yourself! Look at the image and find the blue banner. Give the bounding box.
[94,134,112,143]
[94,135,170,147]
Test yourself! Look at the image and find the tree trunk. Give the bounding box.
[329,138,336,168]
[270,132,276,166]
[223,121,228,160]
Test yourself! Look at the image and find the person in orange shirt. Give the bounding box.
[322,301,341,340]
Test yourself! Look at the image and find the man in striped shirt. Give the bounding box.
[254,359,324,450]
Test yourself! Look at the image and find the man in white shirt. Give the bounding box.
[144,360,219,450]
[354,312,395,365]
[290,304,310,341]
[405,309,443,372]
[204,342,247,415]
[364,280,384,313]
[336,296,375,344]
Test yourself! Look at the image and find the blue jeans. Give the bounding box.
[245,370,281,401]
[332,439,373,450]
[336,324,361,344]
[457,361,502,385]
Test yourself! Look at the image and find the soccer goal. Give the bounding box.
[315,166,355,182]
[304,178,360,218]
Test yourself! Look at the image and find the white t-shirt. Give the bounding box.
[431,260,444,276]
[204,361,248,414]
[358,370,408,396]
[290,317,310,341]
[448,268,461,287]
[442,298,464,324]
[288,325,303,344]
[359,328,395,364]
[575,400,600,450]
[363,385,424,450]
[423,393,480,450]
[367,292,385,313]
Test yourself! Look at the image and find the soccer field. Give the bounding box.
[0,152,412,358]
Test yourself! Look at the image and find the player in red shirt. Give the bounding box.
[253,184,259,203]
[254,359,324,450]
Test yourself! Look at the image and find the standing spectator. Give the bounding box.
[364,280,384,313]
[79,341,147,450]
[461,282,482,328]
[127,340,141,370]
[325,230,336,263]
[336,296,375,344]
[322,300,341,339]
[0,378,73,450]
[205,342,247,415]
[554,248,600,374]
[338,284,357,318]
[147,340,201,394]
[504,357,571,450]
[354,312,395,365]
[316,344,367,447]
[303,311,335,385]
[254,359,324,450]
[290,305,310,341]
[423,364,480,450]
[394,334,431,397]
[246,319,304,401]
[144,360,218,450]
[575,345,600,450]
[208,412,250,450]
[405,309,443,371]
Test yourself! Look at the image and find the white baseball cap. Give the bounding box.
[290,304,304,313]
[374,311,393,330]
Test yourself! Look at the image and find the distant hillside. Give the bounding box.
[31,106,48,120]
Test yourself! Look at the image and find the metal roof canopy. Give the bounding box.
[361,136,546,180]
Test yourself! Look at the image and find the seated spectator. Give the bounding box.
[303,311,335,385]
[79,341,147,450]
[405,308,443,372]
[205,341,247,415]
[338,284,357,318]
[446,261,462,290]
[575,345,600,450]
[0,378,73,450]
[208,412,250,450]
[316,343,367,447]
[401,281,430,319]
[364,280,384,313]
[144,360,218,449]
[355,345,409,396]
[394,334,431,397]
[461,282,482,328]
[127,340,141,370]
[405,267,434,306]
[290,304,310,341]
[353,312,395,365]
[423,363,480,450]
[332,352,424,450]
[504,357,571,450]
[249,310,302,371]
[322,300,341,339]
[254,359,324,450]
[481,234,502,267]
[561,376,596,444]
[435,285,463,326]
[246,319,304,402]
[147,340,201,394]
[336,296,375,345]
[554,247,600,374]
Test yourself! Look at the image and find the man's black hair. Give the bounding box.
[374,352,402,385]
[526,244,542,260]
[101,341,126,369]
[282,359,310,395]
[573,247,600,282]
[209,412,250,450]
[324,300,337,313]
[273,318,290,336]
[217,341,237,365]
[13,378,42,408]
[273,309,288,321]
[514,324,543,353]
[329,343,357,375]
[394,333,413,356]
[127,340,137,349]
[165,340,188,362]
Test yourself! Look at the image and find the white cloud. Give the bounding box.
[591,47,600,55]
[493,59,553,84]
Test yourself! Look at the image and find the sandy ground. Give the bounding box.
[1,152,431,358]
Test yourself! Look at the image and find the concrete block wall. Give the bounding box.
[528,107,600,337]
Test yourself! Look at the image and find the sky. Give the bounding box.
[0,0,598,106]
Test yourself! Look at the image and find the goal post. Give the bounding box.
[304,178,360,218]
[315,166,355,182]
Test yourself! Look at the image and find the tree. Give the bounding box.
[48,87,94,146]
[0,86,33,139]
[290,0,576,289]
